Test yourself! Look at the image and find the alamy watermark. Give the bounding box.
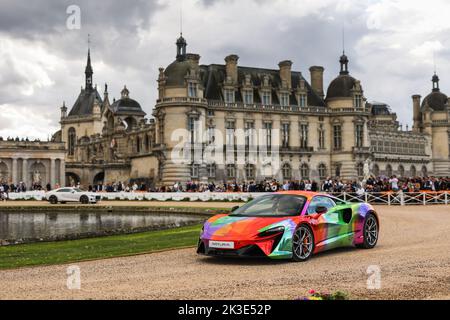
[66,5,81,30]
[366,265,381,290]
[66,265,81,290]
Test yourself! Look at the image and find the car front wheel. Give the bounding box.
[292,224,314,262]
[80,195,89,204]
[356,213,379,249]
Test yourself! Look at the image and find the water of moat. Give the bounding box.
[0,211,205,245]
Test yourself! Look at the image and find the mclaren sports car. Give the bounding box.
[197,191,379,261]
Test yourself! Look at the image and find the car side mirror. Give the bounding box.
[231,206,239,212]
[315,206,328,214]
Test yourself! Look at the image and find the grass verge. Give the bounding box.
[0,224,202,270]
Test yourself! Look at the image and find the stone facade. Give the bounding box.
[46,35,450,187]
[0,139,66,187]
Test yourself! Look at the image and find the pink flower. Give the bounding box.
[309,289,316,295]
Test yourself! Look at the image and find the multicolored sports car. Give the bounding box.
[197,191,379,261]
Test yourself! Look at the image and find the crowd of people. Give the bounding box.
[1,176,449,200]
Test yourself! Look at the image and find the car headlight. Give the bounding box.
[258,226,285,237]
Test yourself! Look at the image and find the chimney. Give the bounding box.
[278,60,293,89]
[186,53,201,67]
[309,66,325,99]
[225,54,239,84]
[412,95,422,132]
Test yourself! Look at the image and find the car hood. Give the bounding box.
[202,214,297,240]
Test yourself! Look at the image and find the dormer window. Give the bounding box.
[224,89,235,103]
[298,94,307,107]
[262,91,271,105]
[354,94,362,108]
[188,82,197,98]
[280,93,289,107]
[243,90,253,104]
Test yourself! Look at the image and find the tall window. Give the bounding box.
[318,124,325,149]
[68,127,76,156]
[355,124,364,148]
[300,163,310,180]
[318,164,327,181]
[264,122,272,152]
[188,116,197,144]
[207,163,216,178]
[243,90,253,104]
[300,124,308,149]
[357,162,364,178]
[226,120,235,146]
[282,163,291,180]
[207,127,215,145]
[188,82,197,98]
[245,121,254,153]
[281,123,290,148]
[227,164,236,179]
[398,165,405,177]
[245,163,255,179]
[386,164,393,177]
[191,164,200,178]
[333,124,342,150]
[280,93,289,106]
[224,89,234,103]
[298,94,307,107]
[354,94,362,108]
[262,91,271,105]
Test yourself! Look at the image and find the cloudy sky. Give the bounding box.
[0,0,449,140]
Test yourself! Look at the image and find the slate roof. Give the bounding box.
[68,88,103,117]
[326,74,357,99]
[110,98,146,116]
[421,91,448,111]
[198,64,325,106]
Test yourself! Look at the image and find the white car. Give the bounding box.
[46,187,101,204]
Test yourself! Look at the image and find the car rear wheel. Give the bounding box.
[48,195,58,204]
[356,213,378,249]
[80,195,89,204]
[292,224,314,262]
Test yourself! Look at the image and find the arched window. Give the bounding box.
[334,163,341,178]
[68,127,76,156]
[421,165,427,177]
[300,163,310,180]
[282,163,291,180]
[373,164,380,177]
[410,165,417,177]
[357,162,364,178]
[318,164,327,181]
[398,165,405,177]
[386,164,393,177]
[245,163,255,180]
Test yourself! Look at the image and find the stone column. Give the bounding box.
[60,159,66,187]
[12,158,18,184]
[50,158,56,189]
[22,158,28,187]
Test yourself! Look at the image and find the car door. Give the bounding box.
[56,188,70,201]
[307,196,343,245]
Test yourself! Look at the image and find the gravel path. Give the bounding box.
[0,205,449,300]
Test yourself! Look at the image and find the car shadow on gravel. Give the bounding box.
[197,246,365,265]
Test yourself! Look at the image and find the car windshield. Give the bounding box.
[230,194,306,217]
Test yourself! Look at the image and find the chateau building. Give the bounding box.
[43,34,450,187]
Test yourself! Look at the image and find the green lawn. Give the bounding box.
[0,224,202,270]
